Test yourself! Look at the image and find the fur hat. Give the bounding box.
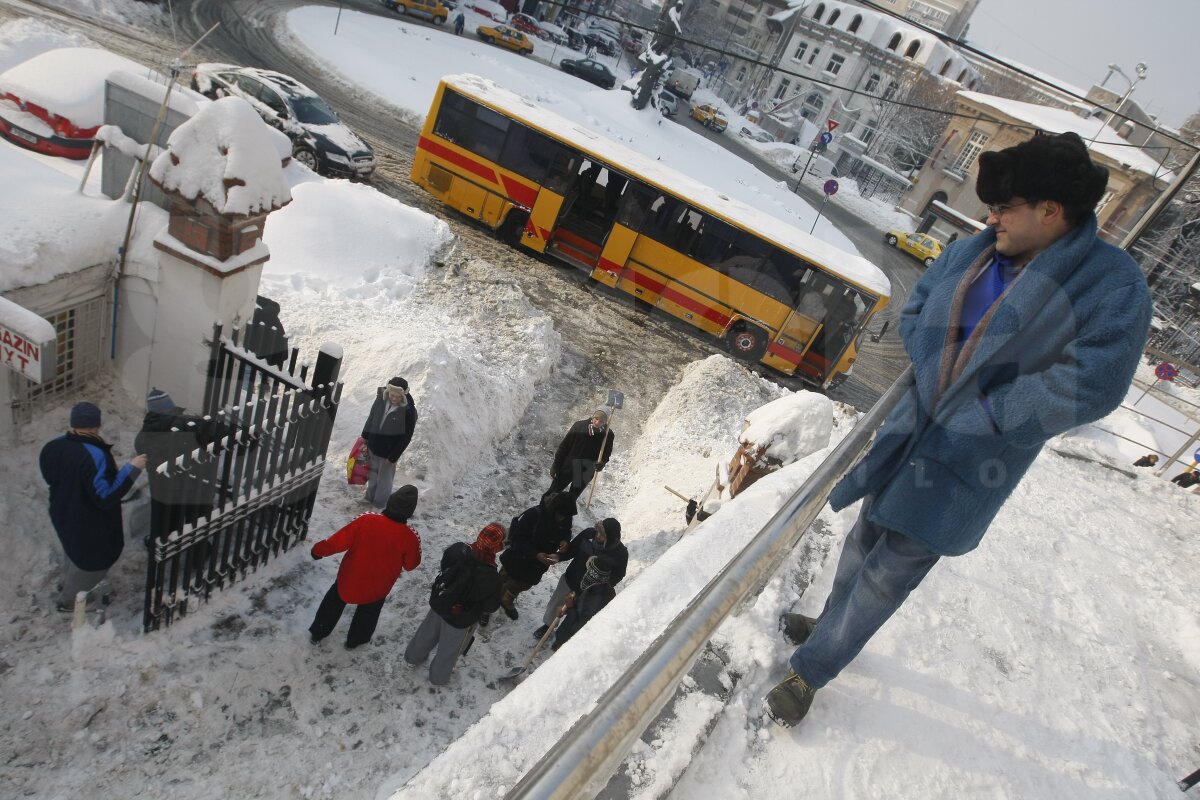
[386,377,408,393]
[591,408,609,424]
[146,387,179,415]
[975,131,1108,223]
[383,484,419,522]
[69,402,102,429]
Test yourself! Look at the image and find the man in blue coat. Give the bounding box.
[765,131,1153,726]
[39,402,145,609]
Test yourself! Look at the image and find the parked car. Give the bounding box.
[690,103,727,132]
[379,0,448,23]
[190,63,376,180]
[884,229,944,267]
[804,154,840,179]
[538,21,569,45]
[559,57,616,89]
[657,89,679,116]
[476,24,535,54]
[510,13,545,38]
[467,0,507,20]
[737,123,773,142]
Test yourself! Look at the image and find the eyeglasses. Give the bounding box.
[986,200,1032,217]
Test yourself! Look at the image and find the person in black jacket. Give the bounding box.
[534,517,627,638]
[548,409,615,501]
[39,402,145,609]
[1132,454,1159,468]
[361,377,418,508]
[553,555,617,650]
[498,492,576,620]
[404,531,504,685]
[249,295,289,369]
[1170,469,1200,488]
[134,388,236,540]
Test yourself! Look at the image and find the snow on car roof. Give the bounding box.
[0,47,151,128]
[194,63,322,101]
[444,74,891,297]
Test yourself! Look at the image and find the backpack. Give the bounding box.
[429,543,475,617]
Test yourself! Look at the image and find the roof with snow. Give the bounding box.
[0,47,150,128]
[149,96,293,217]
[958,90,1171,179]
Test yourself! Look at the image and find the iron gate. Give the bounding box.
[141,320,343,631]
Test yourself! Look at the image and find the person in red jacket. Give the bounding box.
[308,485,422,648]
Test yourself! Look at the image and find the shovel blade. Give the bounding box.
[498,666,527,683]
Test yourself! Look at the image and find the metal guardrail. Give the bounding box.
[505,365,916,799]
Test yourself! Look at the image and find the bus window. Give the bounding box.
[758,248,804,306]
[433,89,509,162]
[645,194,685,240]
[667,206,704,253]
[499,124,574,188]
[690,214,736,265]
[712,230,770,286]
[615,182,656,229]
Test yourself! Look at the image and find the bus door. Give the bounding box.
[765,269,839,381]
[591,174,644,287]
[548,160,625,267]
[520,148,579,253]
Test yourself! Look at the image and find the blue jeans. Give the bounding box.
[790,497,940,688]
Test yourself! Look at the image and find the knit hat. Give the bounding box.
[591,408,608,424]
[976,131,1108,223]
[597,517,622,545]
[471,522,506,566]
[146,387,179,414]
[383,484,419,522]
[386,377,408,392]
[69,402,102,429]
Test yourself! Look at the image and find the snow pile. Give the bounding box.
[0,18,92,73]
[0,46,147,127]
[740,390,833,464]
[0,295,57,344]
[149,96,292,217]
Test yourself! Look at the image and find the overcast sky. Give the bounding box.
[966,0,1196,131]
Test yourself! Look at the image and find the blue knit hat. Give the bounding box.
[70,402,102,428]
[146,387,179,414]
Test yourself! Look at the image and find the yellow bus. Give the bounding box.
[411,74,891,387]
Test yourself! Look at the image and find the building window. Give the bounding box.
[736,66,747,81]
[801,92,824,120]
[828,9,840,25]
[773,78,791,100]
[864,73,880,93]
[951,130,989,174]
[825,54,845,76]
[848,14,862,32]
[792,41,808,62]
[904,40,921,59]
[887,33,901,51]
[956,69,967,83]
[940,60,951,77]
[883,81,899,101]
[861,119,878,144]
[808,46,821,65]
[812,2,825,21]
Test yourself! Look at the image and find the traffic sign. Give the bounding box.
[827,119,839,132]
[1155,362,1177,381]
[819,131,833,146]
[823,179,839,196]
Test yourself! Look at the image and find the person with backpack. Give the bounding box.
[498,492,576,620]
[553,555,618,650]
[534,517,627,639]
[404,525,505,685]
[308,486,422,649]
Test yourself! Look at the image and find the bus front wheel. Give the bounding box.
[725,323,768,361]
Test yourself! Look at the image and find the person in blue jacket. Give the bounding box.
[765,131,1153,727]
[39,402,145,610]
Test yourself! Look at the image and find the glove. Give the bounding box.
[311,546,323,560]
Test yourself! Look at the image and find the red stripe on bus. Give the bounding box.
[620,268,730,327]
[767,341,802,366]
[499,175,538,208]
[418,136,498,184]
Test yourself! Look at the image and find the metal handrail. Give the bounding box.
[506,365,915,799]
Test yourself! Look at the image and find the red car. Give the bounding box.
[510,13,545,39]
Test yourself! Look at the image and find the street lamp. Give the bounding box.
[1087,61,1147,146]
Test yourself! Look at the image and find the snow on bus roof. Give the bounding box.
[442,74,891,298]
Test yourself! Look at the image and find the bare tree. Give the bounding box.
[860,72,958,173]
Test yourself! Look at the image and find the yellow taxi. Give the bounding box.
[476,24,535,54]
[885,229,944,267]
[381,0,448,24]
[690,103,728,132]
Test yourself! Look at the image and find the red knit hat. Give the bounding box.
[471,522,506,566]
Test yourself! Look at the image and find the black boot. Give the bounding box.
[533,624,549,639]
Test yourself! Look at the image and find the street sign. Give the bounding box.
[819,131,833,146]
[827,119,839,132]
[1155,362,1177,381]
[1194,448,1200,463]
[823,179,839,196]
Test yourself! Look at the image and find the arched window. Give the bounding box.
[864,73,881,93]
[904,40,921,59]
[813,3,825,21]
[801,92,825,120]
[848,14,862,32]
[940,60,951,77]
[956,69,967,83]
[828,9,840,25]
[887,32,901,51]
[883,81,899,101]
[967,79,978,90]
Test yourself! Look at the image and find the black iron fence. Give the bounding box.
[141,320,343,632]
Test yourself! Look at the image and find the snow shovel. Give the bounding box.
[499,604,566,682]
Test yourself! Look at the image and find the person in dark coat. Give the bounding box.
[1132,454,1158,468]
[404,526,505,685]
[361,377,418,508]
[39,402,145,609]
[134,388,236,540]
[453,11,465,34]
[498,491,576,620]
[548,410,615,501]
[1170,470,1200,488]
[249,294,289,370]
[553,555,617,650]
[309,485,422,649]
[535,517,628,637]
[766,131,1153,729]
